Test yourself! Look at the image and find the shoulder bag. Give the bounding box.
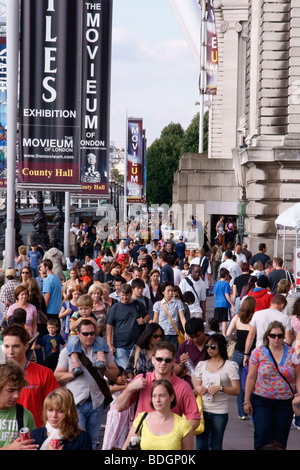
[78,352,113,408]
[160,301,185,345]
[126,412,148,450]
[185,276,200,302]
[193,395,205,435]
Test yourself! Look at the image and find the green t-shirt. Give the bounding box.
[0,405,36,448]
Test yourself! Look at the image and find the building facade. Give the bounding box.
[173,0,300,263]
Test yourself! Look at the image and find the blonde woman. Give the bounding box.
[16,245,30,273]
[30,388,92,450]
[88,284,109,338]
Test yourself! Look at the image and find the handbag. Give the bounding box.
[227,340,236,359]
[77,352,113,408]
[126,412,148,450]
[193,394,205,435]
[160,301,185,345]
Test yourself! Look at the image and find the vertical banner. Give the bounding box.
[80,0,112,196]
[18,0,82,187]
[127,118,143,204]
[0,35,7,187]
[206,0,218,95]
[142,129,147,201]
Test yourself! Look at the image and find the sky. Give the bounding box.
[0,0,201,149]
[110,0,201,147]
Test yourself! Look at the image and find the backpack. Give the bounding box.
[199,256,209,280]
[214,247,223,262]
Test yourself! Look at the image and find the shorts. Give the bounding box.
[214,307,230,322]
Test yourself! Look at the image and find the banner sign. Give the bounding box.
[80,0,112,195]
[18,0,112,193]
[127,118,143,204]
[0,35,7,188]
[206,0,218,95]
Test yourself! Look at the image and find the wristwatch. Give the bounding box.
[220,385,224,392]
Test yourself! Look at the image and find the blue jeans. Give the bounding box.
[232,349,246,417]
[67,335,109,355]
[235,297,241,314]
[77,399,104,450]
[164,334,178,348]
[196,411,228,450]
[114,347,132,369]
[251,394,293,449]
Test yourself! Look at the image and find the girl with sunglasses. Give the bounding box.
[125,323,165,379]
[243,321,300,449]
[19,266,32,285]
[193,334,240,450]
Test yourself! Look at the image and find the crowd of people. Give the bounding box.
[0,219,300,451]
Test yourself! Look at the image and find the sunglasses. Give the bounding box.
[154,357,173,363]
[22,272,30,275]
[80,331,96,337]
[205,344,217,350]
[269,333,284,339]
[152,334,163,339]
[101,262,108,265]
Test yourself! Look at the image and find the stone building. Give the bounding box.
[172,0,300,264]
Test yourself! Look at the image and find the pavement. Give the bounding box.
[97,294,300,451]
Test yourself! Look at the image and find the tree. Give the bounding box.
[110,168,123,183]
[146,123,184,206]
[181,111,208,154]
[145,112,209,206]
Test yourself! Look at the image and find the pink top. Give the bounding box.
[129,371,200,421]
[250,345,296,400]
[7,303,38,337]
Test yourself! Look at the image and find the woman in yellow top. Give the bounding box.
[122,379,193,450]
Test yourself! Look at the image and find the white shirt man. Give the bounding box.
[190,249,212,291]
[179,265,206,321]
[219,251,242,286]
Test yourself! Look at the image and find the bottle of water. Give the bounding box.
[206,382,214,401]
[185,358,196,376]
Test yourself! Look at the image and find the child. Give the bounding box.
[182,262,190,278]
[207,317,220,335]
[213,267,235,335]
[102,367,135,450]
[67,294,109,377]
[34,318,65,371]
[7,307,31,340]
[59,286,82,340]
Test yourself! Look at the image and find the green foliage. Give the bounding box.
[110,168,124,183]
[146,112,208,205]
[182,111,208,154]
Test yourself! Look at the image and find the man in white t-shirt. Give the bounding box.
[219,250,242,286]
[243,294,293,365]
[179,264,207,322]
[190,248,212,295]
[233,244,247,266]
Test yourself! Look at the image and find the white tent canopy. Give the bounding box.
[275,202,300,230]
[275,202,300,260]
